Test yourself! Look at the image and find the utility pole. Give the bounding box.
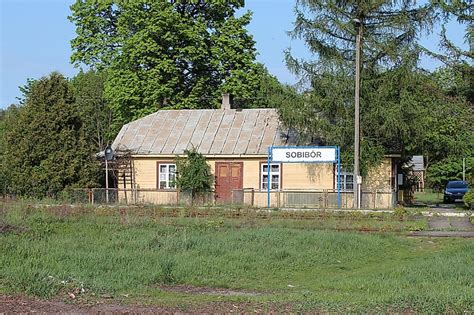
[353,18,362,209]
[463,158,466,182]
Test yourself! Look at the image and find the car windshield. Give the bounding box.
[446,181,468,188]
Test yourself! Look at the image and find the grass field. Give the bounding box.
[1,203,473,312]
[413,189,443,204]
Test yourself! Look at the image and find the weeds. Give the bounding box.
[0,203,472,312]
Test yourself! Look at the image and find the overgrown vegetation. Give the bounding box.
[68,0,279,132]
[280,0,473,174]
[175,148,213,205]
[1,73,102,198]
[0,203,472,312]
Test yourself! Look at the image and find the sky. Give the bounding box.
[0,0,468,109]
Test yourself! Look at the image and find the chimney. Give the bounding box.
[221,93,232,110]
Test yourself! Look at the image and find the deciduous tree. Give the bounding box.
[69,0,264,132]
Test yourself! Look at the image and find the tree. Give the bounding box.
[286,0,434,70]
[427,157,474,192]
[425,1,473,107]
[0,105,20,195]
[175,148,213,205]
[71,70,113,152]
[69,0,264,132]
[282,0,439,171]
[428,0,473,64]
[2,73,101,198]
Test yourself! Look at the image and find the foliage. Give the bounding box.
[432,65,474,105]
[287,0,434,68]
[0,106,21,195]
[175,148,213,203]
[70,70,113,151]
[463,190,474,209]
[426,1,473,108]
[283,0,437,171]
[427,0,473,66]
[426,157,474,191]
[0,203,472,313]
[2,73,101,198]
[69,1,266,132]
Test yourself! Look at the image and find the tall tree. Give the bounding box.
[0,105,20,195]
[426,0,473,106]
[71,70,113,151]
[2,73,101,198]
[428,0,473,64]
[283,0,436,171]
[69,0,263,132]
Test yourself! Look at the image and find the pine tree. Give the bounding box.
[3,72,101,197]
[282,0,436,171]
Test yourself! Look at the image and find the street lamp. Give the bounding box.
[104,146,114,203]
[353,18,362,209]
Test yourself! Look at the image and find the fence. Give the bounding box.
[64,188,213,206]
[63,188,396,209]
[233,189,396,209]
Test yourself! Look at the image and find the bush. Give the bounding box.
[175,148,213,205]
[463,190,474,210]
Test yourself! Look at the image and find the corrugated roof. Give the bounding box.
[112,109,291,155]
[409,155,425,171]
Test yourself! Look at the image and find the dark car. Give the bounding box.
[443,181,469,203]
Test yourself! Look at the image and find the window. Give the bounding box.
[261,163,281,190]
[336,170,354,191]
[158,163,176,189]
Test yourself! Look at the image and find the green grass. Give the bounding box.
[413,189,443,204]
[0,203,472,312]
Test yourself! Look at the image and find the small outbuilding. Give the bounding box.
[111,99,401,208]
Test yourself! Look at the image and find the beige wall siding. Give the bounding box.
[281,163,334,190]
[133,158,159,189]
[120,157,336,191]
[117,155,395,208]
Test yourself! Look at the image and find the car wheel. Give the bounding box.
[443,197,450,203]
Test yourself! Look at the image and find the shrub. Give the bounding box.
[175,148,213,205]
[463,190,474,210]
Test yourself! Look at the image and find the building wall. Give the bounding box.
[117,155,395,208]
[363,157,393,191]
[122,156,335,192]
[134,158,159,189]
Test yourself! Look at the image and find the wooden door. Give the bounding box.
[215,162,243,203]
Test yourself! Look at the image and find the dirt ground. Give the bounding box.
[0,294,286,314]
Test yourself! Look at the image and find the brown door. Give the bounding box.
[215,162,243,203]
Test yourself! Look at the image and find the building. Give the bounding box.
[407,155,426,192]
[111,98,400,208]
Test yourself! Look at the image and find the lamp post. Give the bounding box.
[104,146,114,203]
[353,18,362,209]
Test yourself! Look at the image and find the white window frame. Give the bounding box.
[261,163,281,190]
[336,170,354,191]
[158,163,176,189]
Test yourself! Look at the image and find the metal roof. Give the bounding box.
[112,109,291,155]
[409,155,425,171]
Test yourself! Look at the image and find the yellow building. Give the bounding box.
[111,104,400,209]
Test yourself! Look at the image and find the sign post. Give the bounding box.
[267,146,341,208]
